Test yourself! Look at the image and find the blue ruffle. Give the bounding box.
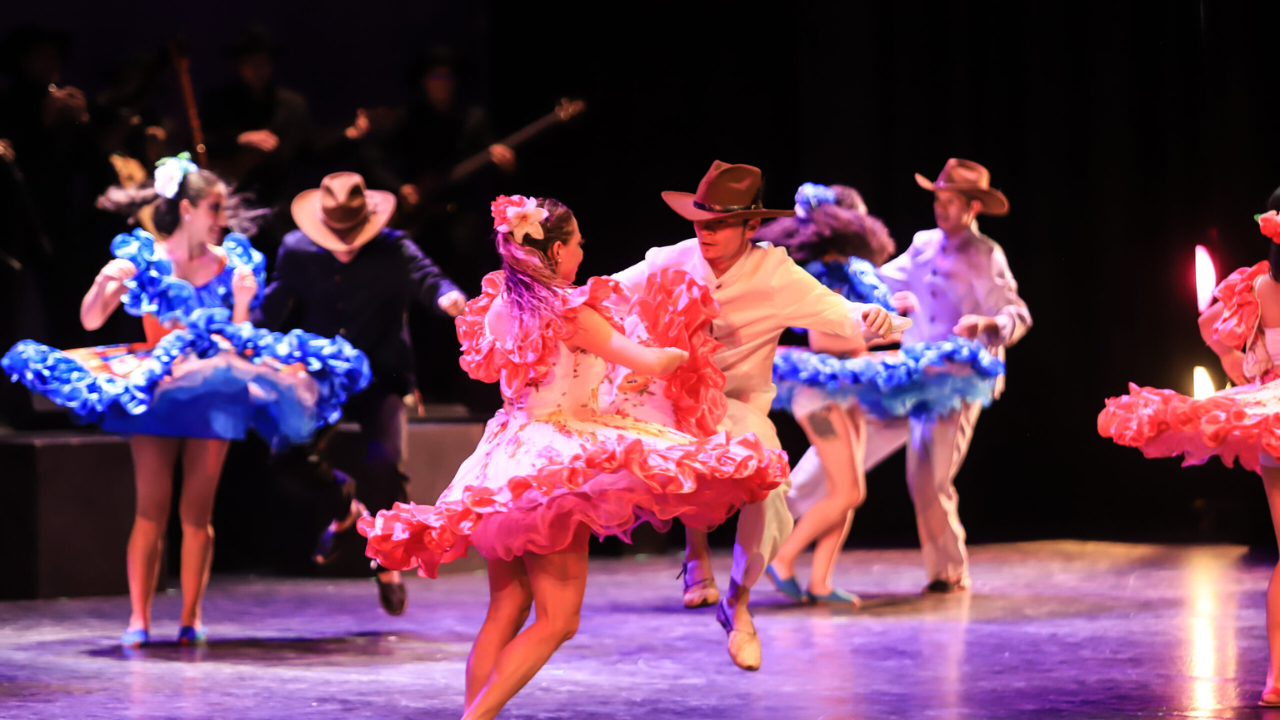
[113,229,266,326]
[772,338,1006,421]
[803,258,895,310]
[2,309,371,447]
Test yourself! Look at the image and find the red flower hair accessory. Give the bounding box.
[1259,210,1280,244]
[491,195,549,245]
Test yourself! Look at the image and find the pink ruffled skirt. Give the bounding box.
[1098,377,1280,473]
[358,408,788,578]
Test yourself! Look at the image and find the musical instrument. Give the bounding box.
[398,98,587,224]
[169,38,207,167]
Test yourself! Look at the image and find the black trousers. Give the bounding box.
[271,383,410,525]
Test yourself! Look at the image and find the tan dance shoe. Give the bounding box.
[679,559,719,609]
[715,598,761,671]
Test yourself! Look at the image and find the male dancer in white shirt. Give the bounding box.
[785,158,1031,594]
[612,161,895,670]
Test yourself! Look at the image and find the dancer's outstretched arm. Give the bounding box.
[81,258,135,330]
[568,306,688,377]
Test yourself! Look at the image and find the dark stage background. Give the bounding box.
[5,1,1280,572]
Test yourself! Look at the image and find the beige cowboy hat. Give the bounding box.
[914,158,1010,216]
[662,160,795,222]
[291,172,397,252]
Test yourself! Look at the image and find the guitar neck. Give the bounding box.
[449,109,564,183]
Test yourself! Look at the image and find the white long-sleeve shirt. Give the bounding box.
[878,226,1031,348]
[613,239,871,444]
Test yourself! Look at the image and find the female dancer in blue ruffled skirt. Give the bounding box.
[758,184,1003,605]
[2,156,370,645]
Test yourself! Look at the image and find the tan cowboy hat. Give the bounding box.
[914,158,1009,216]
[291,172,396,252]
[662,160,795,222]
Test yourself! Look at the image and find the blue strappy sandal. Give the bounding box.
[805,587,861,607]
[120,628,149,648]
[765,565,805,603]
[178,625,207,645]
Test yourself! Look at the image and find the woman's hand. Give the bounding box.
[891,291,918,314]
[99,258,137,283]
[651,347,690,377]
[1220,350,1248,386]
[860,305,893,340]
[232,266,259,307]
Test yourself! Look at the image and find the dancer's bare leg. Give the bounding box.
[125,435,181,633]
[685,527,711,565]
[177,438,229,629]
[769,404,866,581]
[809,510,854,596]
[465,556,533,707]
[462,527,589,720]
[1259,465,1280,704]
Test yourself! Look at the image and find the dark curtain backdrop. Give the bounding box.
[5,2,1280,562]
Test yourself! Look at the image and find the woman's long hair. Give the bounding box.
[1268,186,1280,282]
[495,197,576,331]
[757,189,895,266]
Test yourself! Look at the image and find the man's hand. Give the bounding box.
[344,109,370,141]
[437,290,468,317]
[891,291,918,315]
[237,129,280,152]
[489,143,516,173]
[0,138,14,163]
[953,314,999,340]
[399,183,421,208]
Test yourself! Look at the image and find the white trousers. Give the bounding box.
[786,402,983,584]
[721,398,793,595]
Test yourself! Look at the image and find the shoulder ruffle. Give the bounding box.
[773,338,1006,420]
[621,267,727,437]
[1212,261,1270,349]
[456,272,622,397]
[111,229,266,325]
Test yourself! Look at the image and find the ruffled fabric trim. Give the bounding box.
[620,268,727,437]
[456,272,623,398]
[772,338,1006,420]
[1098,381,1280,473]
[113,229,266,326]
[357,424,787,578]
[804,257,895,310]
[1212,261,1269,350]
[2,307,370,436]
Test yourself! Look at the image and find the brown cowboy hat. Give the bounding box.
[663,160,795,222]
[914,158,1009,216]
[291,172,396,253]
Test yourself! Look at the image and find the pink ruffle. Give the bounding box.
[357,423,787,578]
[455,272,623,398]
[1098,380,1280,473]
[625,268,727,437]
[1212,261,1269,350]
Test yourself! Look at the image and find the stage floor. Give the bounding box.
[0,540,1274,719]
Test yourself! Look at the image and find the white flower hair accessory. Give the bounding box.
[491,194,549,245]
[154,152,199,200]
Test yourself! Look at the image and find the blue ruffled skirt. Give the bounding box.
[772,338,1006,421]
[2,308,371,449]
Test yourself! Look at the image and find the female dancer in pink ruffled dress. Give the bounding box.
[1099,203,1280,706]
[359,195,789,720]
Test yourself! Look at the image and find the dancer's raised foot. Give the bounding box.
[679,558,719,609]
[764,565,805,603]
[314,499,370,566]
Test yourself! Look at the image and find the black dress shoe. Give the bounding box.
[923,578,970,594]
[376,575,407,616]
[313,500,369,566]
